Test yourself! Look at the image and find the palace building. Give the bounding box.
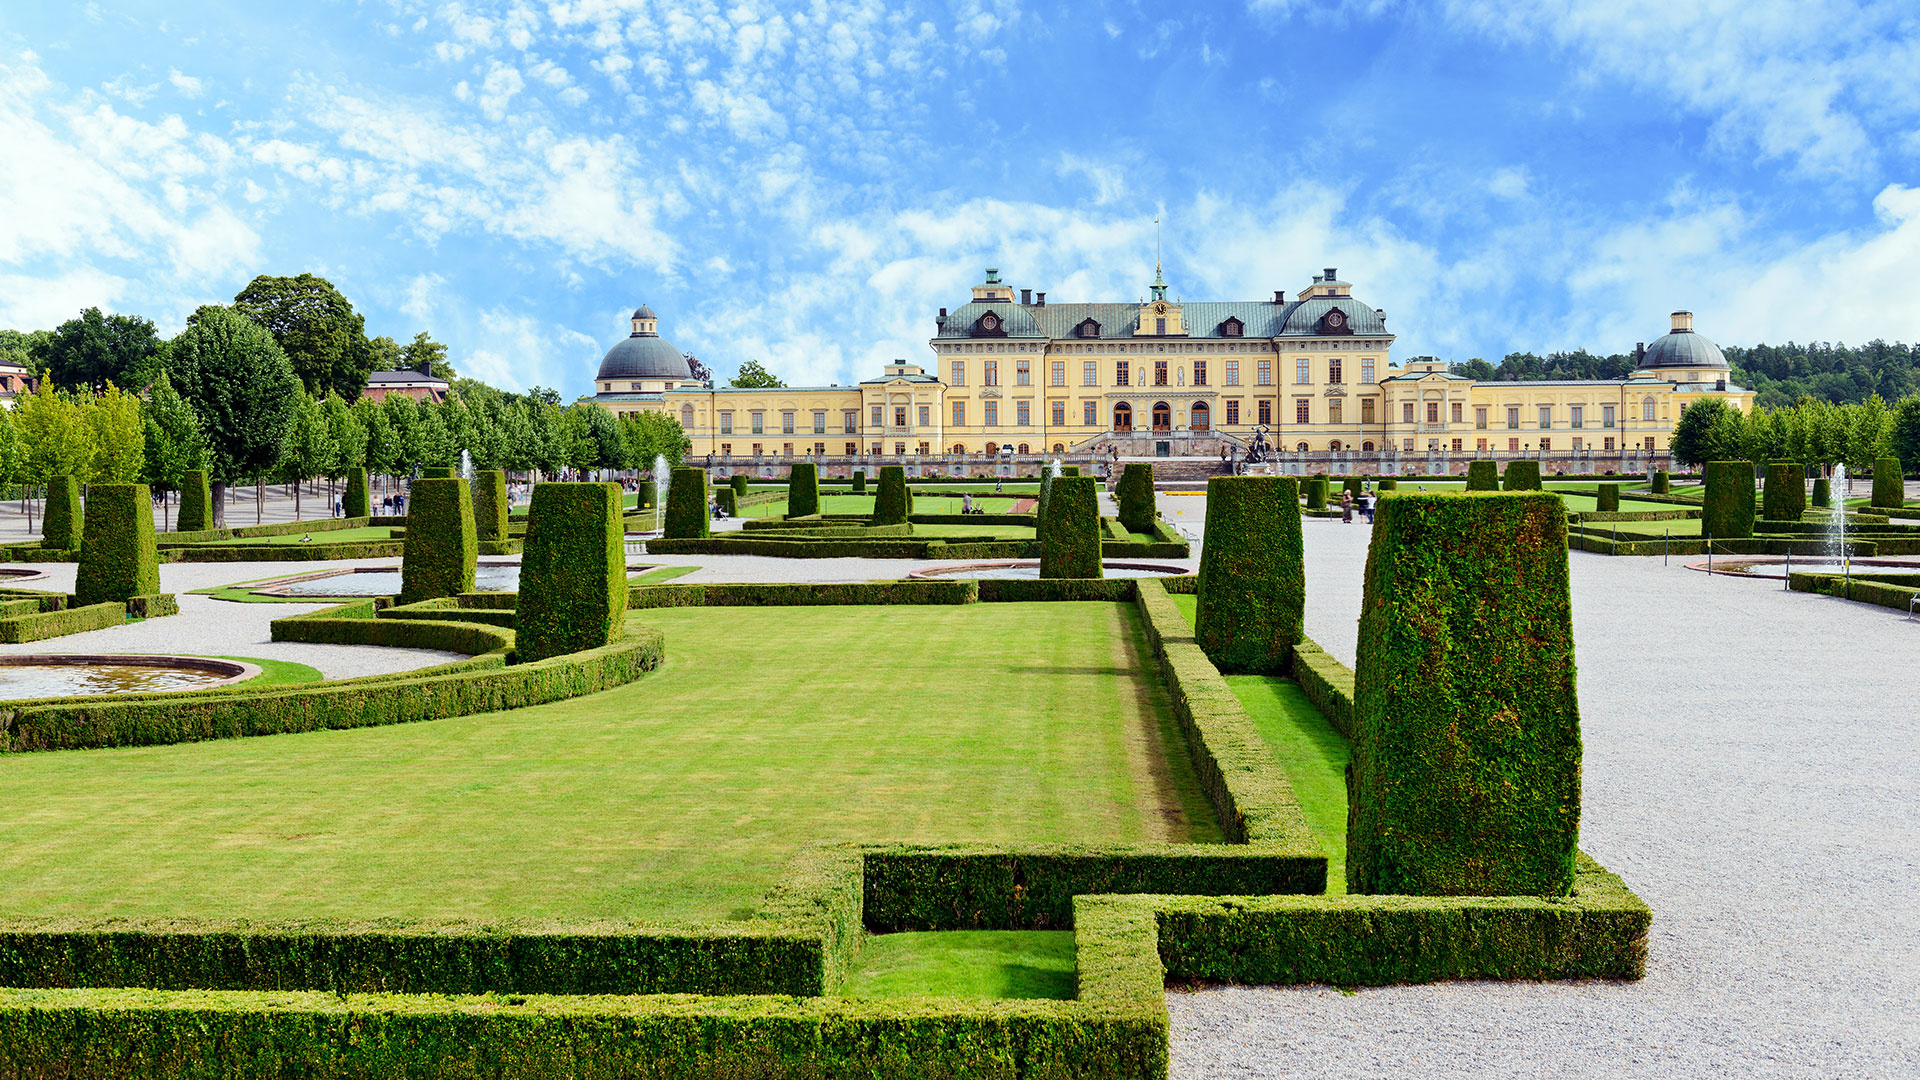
[592,268,1751,472]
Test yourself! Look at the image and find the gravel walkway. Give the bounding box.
[1167,513,1920,1078]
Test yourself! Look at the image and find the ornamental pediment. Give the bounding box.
[1324,385,1348,397]
[980,387,1002,398]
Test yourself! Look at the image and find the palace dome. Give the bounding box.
[597,306,692,382]
[1638,311,1728,371]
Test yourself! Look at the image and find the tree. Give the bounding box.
[323,392,366,475]
[141,371,208,495]
[355,396,398,479]
[1669,399,1726,468]
[0,407,20,499]
[728,359,785,388]
[233,273,374,401]
[619,410,687,468]
[384,394,423,472]
[278,391,337,518]
[41,307,164,392]
[1889,397,1920,474]
[413,403,454,469]
[685,353,714,388]
[1846,394,1892,475]
[367,334,403,371]
[399,331,455,380]
[560,405,599,472]
[525,385,562,406]
[1451,358,1497,381]
[85,383,146,484]
[14,381,95,488]
[168,305,300,526]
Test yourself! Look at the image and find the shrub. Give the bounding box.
[1465,461,1499,491]
[729,474,749,499]
[1813,476,1832,508]
[1872,456,1905,508]
[715,487,737,516]
[1651,470,1670,494]
[1378,478,1398,491]
[1115,463,1156,534]
[74,484,161,607]
[398,478,476,603]
[1701,460,1756,539]
[851,470,866,493]
[787,462,820,517]
[1501,460,1541,491]
[1349,492,1580,898]
[873,465,909,525]
[1194,477,1304,675]
[1343,478,1363,500]
[664,467,710,539]
[1762,462,1806,521]
[178,470,213,531]
[1038,476,1101,579]
[421,466,456,479]
[343,468,370,518]
[1595,483,1620,513]
[0,600,125,644]
[1062,465,1080,477]
[42,476,80,550]
[517,483,625,662]
[1303,478,1328,510]
[471,470,508,541]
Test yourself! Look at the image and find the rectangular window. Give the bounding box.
[1116,361,1130,387]
[951,361,965,386]
[1016,359,1031,386]
[1402,402,1415,424]
[783,443,794,457]
[1477,438,1487,452]
[1258,399,1272,425]
[1361,399,1375,424]
[1083,399,1096,425]
[1361,358,1375,383]
[1475,406,1487,430]
[1403,438,1415,452]
[1155,361,1169,386]
[1083,360,1097,386]
[1155,316,1166,335]
[1051,401,1065,426]
[720,411,734,435]
[1452,438,1463,452]
[782,412,795,435]
[1051,360,1065,387]
[721,443,732,456]
[845,442,857,455]
[1604,437,1615,451]
[1570,406,1584,429]
[1508,407,1521,429]
[751,411,765,435]
[917,441,930,455]
[1602,405,1615,428]
[1225,360,1240,385]
[1428,440,1440,452]
[871,443,882,455]
[952,401,965,426]
[1296,357,1311,384]
[1572,437,1584,451]
[1540,436,1552,451]
[869,405,882,429]
[1016,401,1030,426]
[984,360,998,386]
[1194,361,1207,386]
[753,443,763,457]
[1328,359,1343,384]
[1226,399,1240,425]
[918,405,930,427]
[1258,359,1272,385]
[1645,436,1655,450]
[984,401,998,426]
[1426,402,1439,424]
[895,442,906,455]
[812,410,826,434]
[814,442,826,456]
[844,410,858,433]
[1296,398,1311,424]
[1538,406,1552,429]
[1509,438,1520,452]
[1329,402,1342,425]
[1451,402,1463,424]
[894,406,908,428]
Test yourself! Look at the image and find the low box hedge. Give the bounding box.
[74,484,161,607]
[976,578,1144,603]
[1288,638,1355,740]
[41,475,80,551]
[629,581,978,609]
[517,483,625,662]
[0,601,124,644]
[910,513,1032,527]
[178,470,213,531]
[167,541,407,563]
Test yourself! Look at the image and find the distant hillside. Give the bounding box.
[1441,341,1918,408]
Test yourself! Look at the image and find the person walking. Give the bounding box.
[1341,490,1354,524]
[1361,490,1375,524]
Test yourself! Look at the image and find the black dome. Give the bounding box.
[1639,329,1727,371]
[598,334,692,381]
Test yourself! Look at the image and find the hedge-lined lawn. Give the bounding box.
[0,602,1216,927]
[739,494,1028,518]
[199,526,398,546]
[840,931,1076,1000]
[910,523,1035,539]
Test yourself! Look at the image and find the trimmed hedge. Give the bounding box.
[1038,476,1101,579]
[178,470,212,531]
[0,601,124,644]
[1702,460,1756,539]
[74,484,161,607]
[1194,476,1304,675]
[1117,463,1156,534]
[1872,456,1905,508]
[729,474,749,499]
[1763,461,1806,521]
[1651,470,1670,494]
[471,470,508,541]
[715,487,737,516]
[1289,638,1355,740]
[421,466,456,479]
[628,581,977,608]
[1350,492,1580,898]
[1342,478,1363,500]
[1302,478,1328,510]
[41,475,80,550]
[851,469,867,493]
[787,462,820,517]
[636,480,657,510]
[517,483,625,662]
[1595,483,1620,513]
[873,465,909,525]
[1501,460,1541,491]
[664,467,710,539]
[398,478,476,604]
[976,578,1144,603]
[343,468,369,518]
[1790,571,1920,612]
[1813,476,1832,509]
[1378,478,1398,491]
[168,541,406,563]
[1465,461,1499,491]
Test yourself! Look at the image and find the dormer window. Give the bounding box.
[974,312,1006,337]
[1221,317,1244,338]
[1077,319,1100,338]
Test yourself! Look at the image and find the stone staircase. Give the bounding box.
[1113,457,1234,491]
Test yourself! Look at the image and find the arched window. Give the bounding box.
[1297,442,1309,452]
[1052,443,1065,452]
[1642,397,1657,421]
[951,443,966,454]
[1152,402,1172,430]
[1113,402,1133,432]
[1017,443,1030,454]
[681,404,694,428]
[1362,441,1375,452]
[1329,439,1342,452]
[985,442,999,455]
[1190,402,1210,430]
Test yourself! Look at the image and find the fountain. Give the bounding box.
[460,449,472,481]
[1828,464,1850,597]
[653,454,671,535]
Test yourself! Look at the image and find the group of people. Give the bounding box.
[1339,486,1376,525]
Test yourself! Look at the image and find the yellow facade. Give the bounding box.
[593,270,1752,469]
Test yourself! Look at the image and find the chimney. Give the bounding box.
[1324,267,1338,280]
[939,307,947,319]
[1634,342,1646,362]
[1035,292,1045,306]
[417,359,433,377]
[1274,290,1285,303]
[1715,378,1726,392]
[1375,308,1386,324]
[1021,289,1032,305]
[1671,310,1694,332]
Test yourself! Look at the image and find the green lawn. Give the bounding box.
[908,523,1035,539]
[0,602,1217,927]
[740,494,1028,518]
[840,931,1076,1000]
[217,656,325,688]
[201,526,398,546]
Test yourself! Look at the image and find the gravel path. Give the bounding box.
[1168,514,1920,1079]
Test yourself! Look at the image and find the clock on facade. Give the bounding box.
[1154,302,1168,314]
[1327,310,1345,328]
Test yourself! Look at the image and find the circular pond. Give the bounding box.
[909,561,1191,580]
[0,654,259,699]
[1691,556,1920,580]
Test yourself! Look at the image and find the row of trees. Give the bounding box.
[1446,339,1919,409]
[1670,395,1920,473]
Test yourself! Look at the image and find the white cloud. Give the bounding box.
[462,308,600,391]
[0,267,128,330]
[477,62,523,119]
[167,68,204,98]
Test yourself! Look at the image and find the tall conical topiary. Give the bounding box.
[178,470,213,531]
[1595,483,1621,513]
[787,462,819,517]
[1349,492,1580,898]
[74,483,160,607]
[873,465,908,525]
[1116,463,1156,534]
[516,482,625,662]
[1038,476,1101,579]
[399,477,476,603]
[1871,457,1905,509]
[1702,461,1756,539]
[343,468,369,518]
[471,469,508,541]
[665,467,710,539]
[42,475,80,550]
[1194,476,1304,675]
[1465,461,1499,491]
[1502,460,1542,491]
[1762,462,1805,521]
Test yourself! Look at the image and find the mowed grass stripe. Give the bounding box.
[0,602,1213,927]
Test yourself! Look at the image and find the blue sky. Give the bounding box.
[2,1,1916,397]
